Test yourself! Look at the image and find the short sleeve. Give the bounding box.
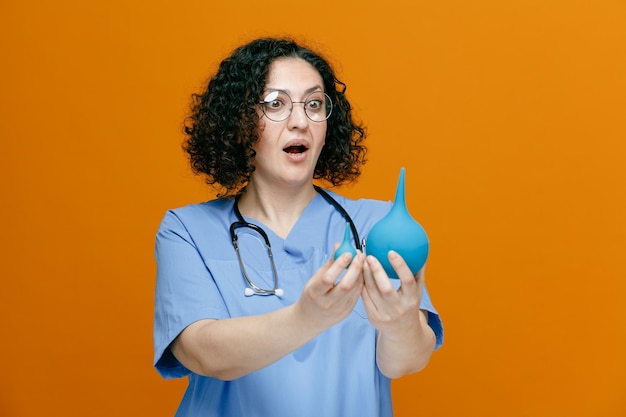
[419,285,444,350]
[153,210,230,379]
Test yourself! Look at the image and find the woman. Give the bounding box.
[154,37,443,417]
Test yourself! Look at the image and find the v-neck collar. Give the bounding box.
[232,191,325,244]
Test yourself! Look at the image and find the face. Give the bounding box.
[250,58,328,190]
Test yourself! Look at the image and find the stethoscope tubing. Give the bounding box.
[313,185,361,251]
[230,186,360,297]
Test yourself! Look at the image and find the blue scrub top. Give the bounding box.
[154,190,444,417]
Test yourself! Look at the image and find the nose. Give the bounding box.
[287,102,309,128]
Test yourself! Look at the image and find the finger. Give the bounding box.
[361,256,385,313]
[411,266,426,298]
[360,281,379,316]
[362,254,379,294]
[388,250,418,293]
[414,266,426,284]
[365,254,397,298]
[415,265,426,284]
[321,250,361,293]
[307,252,345,296]
[333,252,364,292]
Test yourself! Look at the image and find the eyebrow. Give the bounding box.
[264,85,324,95]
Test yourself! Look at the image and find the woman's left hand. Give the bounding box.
[361,250,436,378]
[361,250,424,334]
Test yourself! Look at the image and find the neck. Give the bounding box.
[237,181,318,239]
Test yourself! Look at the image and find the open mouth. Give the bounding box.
[283,145,308,154]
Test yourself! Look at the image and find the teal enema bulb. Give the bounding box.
[365,167,429,279]
[333,222,357,264]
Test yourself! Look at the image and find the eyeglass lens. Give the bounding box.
[260,90,332,122]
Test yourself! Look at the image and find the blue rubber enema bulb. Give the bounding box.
[365,167,429,279]
[333,222,357,264]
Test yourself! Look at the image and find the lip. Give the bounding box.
[282,139,310,161]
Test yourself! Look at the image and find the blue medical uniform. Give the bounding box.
[154,190,444,417]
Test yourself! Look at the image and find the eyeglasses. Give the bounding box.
[259,90,333,122]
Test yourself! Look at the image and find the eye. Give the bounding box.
[306,92,326,112]
[262,91,287,111]
[306,91,327,109]
[267,99,284,109]
[306,99,323,110]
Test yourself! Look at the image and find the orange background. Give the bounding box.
[1,1,625,416]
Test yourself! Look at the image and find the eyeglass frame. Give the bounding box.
[258,89,333,122]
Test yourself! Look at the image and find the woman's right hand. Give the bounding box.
[294,250,365,333]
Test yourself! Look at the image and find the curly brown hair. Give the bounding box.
[183,37,367,196]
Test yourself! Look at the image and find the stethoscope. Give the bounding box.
[229,185,361,297]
